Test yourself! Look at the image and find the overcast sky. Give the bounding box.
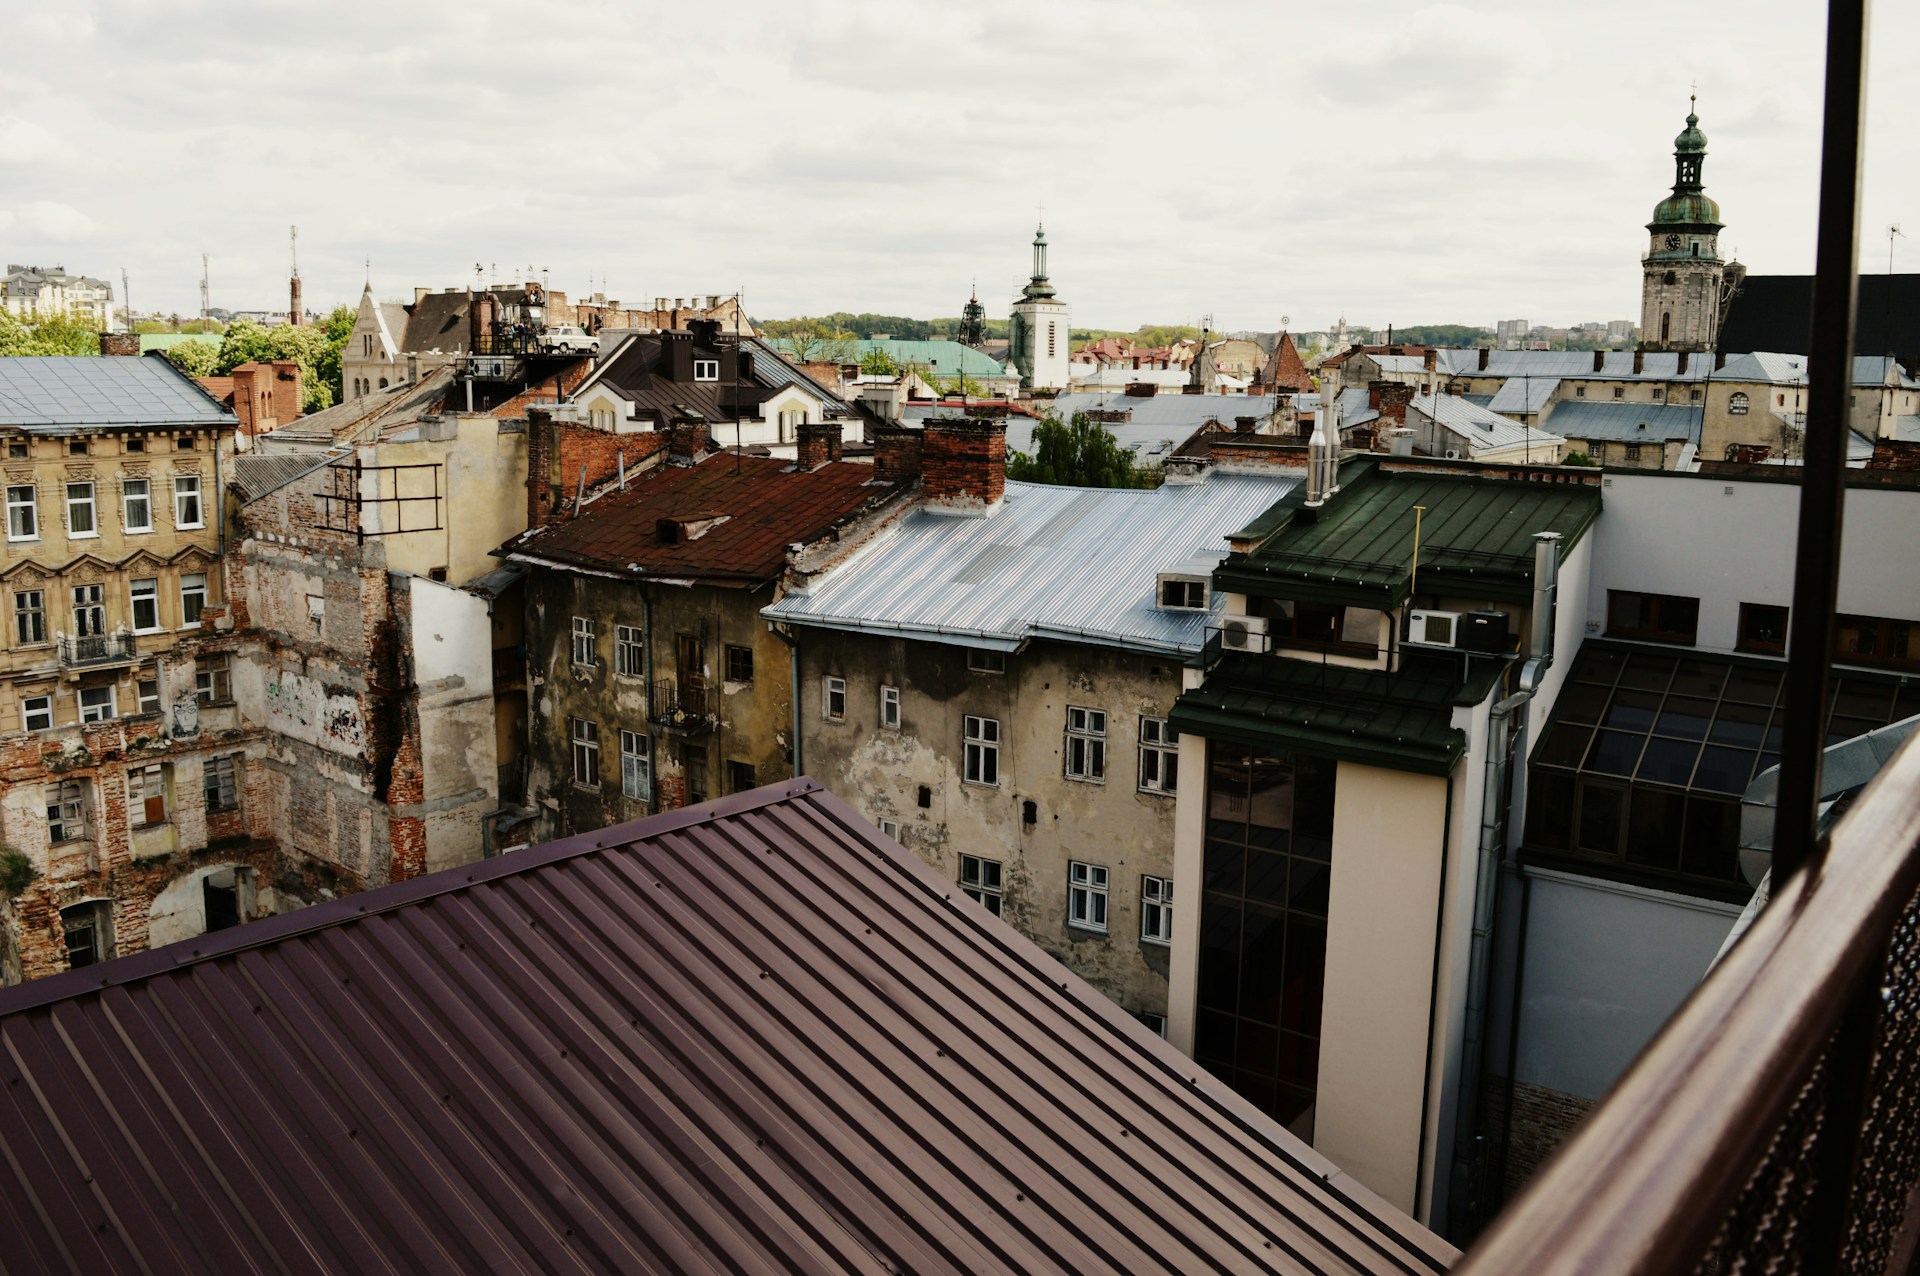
[3,0,1915,334]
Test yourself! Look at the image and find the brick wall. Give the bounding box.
[873,425,922,484]
[1870,439,1920,471]
[526,406,669,528]
[920,418,1006,509]
[1476,1077,1598,1204]
[796,422,841,469]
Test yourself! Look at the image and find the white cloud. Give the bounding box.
[0,201,99,241]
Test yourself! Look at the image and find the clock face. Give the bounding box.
[1664,234,1682,251]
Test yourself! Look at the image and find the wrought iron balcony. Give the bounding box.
[649,679,713,732]
[58,633,135,668]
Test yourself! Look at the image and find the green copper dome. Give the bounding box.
[1652,191,1722,226]
[1674,110,1707,155]
[1647,99,1720,231]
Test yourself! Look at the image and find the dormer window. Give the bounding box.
[694,359,719,382]
[1157,575,1209,610]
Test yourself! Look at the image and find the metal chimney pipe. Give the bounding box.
[1530,532,1563,660]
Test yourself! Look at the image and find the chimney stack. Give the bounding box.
[873,423,923,484]
[290,275,304,327]
[1478,346,1491,371]
[1633,345,1646,375]
[920,417,1006,514]
[1593,349,1605,372]
[796,421,841,470]
[1423,348,1437,372]
[1716,350,1728,371]
[99,332,140,357]
[1677,350,1690,375]
[1305,397,1339,507]
[668,422,708,465]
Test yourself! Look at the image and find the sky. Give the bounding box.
[2,0,1916,335]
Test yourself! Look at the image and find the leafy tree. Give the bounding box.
[1006,411,1155,488]
[0,308,102,356]
[935,373,988,397]
[161,339,220,377]
[777,319,857,364]
[1562,450,1599,467]
[1386,325,1495,347]
[859,347,901,376]
[215,319,335,413]
[315,304,354,403]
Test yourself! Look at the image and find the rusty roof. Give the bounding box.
[505,453,904,586]
[0,781,1452,1275]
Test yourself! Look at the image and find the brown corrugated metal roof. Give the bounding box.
[0,781,1453,1274]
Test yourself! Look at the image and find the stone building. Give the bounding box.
[0,343,278,980]
[765,418,1304,1029]
[1638,99,1735,352]
[3,264,114,328]
[1009,225,1071,392]
[501,423,913,840]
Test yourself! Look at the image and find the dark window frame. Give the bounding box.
[1606,590,1700,645]
[1736,603,1789,655]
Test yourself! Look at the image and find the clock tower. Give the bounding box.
[1639,98,1727,352]
[1009,224,1070,392]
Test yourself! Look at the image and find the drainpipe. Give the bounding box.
[767,622,802,777]
[641,585,654,808]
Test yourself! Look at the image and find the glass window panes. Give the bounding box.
[960,854,1002,915]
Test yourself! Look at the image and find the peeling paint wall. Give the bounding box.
[396,574,498,871]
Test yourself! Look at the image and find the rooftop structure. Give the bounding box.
[0,354,232,429]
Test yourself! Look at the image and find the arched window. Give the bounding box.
[378,377,388,389]
[1660,313,1672,344]
[1729,392,1749,415]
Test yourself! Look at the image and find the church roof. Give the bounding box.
[1261,332,1315,393]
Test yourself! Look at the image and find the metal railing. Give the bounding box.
[649,679,712,730]
[58,633,133,667]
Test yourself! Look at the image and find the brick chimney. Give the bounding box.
[920,417,1006,514]
[1677,350,1690,375]
[1423,349,1437,372]
[1716,350,1728,371]
[668,422,708,465]
[1478,347,1491,371]
[873,424,923,484]
[99,332,139,357]
[796,421,841,470]
[1368,382,1384,410]
[527,406,558,529]
[1378,382,1415,426]
[1593,349,1605,372]
[1633,345,1646,375]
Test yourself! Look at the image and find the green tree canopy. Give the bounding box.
[214,319,338,413]
[1006,411,1155,489]
[160,338,220,378]
[859,347,901,376]
[0,308,102,356]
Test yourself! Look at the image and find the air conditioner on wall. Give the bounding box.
[1408,609,1462,647]
[1219,614,1269,653]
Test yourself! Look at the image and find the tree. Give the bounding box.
[1562,450,1599,467]
[315,304,354,404]
[160,339,220,377]
[859,347,901,376]
[778,319,856,365]
[214,319,335,413]
[0,308,102,356]
[936,373,988,398]
[1006,411,1155,488]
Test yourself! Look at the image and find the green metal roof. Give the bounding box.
[768,338,1007,378]
[1649,192,1722,228]
[1169,652,1496,777]
[1214,458,1601,608]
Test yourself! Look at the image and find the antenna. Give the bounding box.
[1885,224,1906,359]
[290,225,299,280]
[119,267,130,333]
[288,225,303,326]
[199,254,210,321]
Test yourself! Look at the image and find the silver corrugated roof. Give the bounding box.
[765,472,1299,653]
[1486,376,1559,415]
[1410,393,1565,453]
[0,355,235,428]
[1541,400,1703,443]
[1028,392,1282,457]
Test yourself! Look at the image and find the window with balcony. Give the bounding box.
[130,578,160,633]
[65,482,96,538]
[71,584,104,637]
[1606,590,1700,644]
[6,484,37,540]
[122,478,151,532]
[180,574,207,626]
[13,589,44,645]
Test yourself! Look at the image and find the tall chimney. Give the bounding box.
[1677,350,1690,375]
[920,417,1006,514]
[1633,345,1645,375]
[290,275,303,327]
[1593,349,1605,372]
[1531,532,1563,660]
[796,421,841,470]
[1478,346,1490,371]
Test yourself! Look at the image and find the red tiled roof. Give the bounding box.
[1264,332,1316,394]
[194,375,235,405]
[510,453,903,585]
[0,780,1454,1274]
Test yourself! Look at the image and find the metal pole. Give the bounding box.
[1772,0,1868,887]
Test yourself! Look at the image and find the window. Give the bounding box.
[569,717,600,787]
[1592,443,1609,463]
[122,478,151,532]
[571,616,597,667]
[1140,1011,1168,1038]
[1158,577,1208,610]
[1729,392,1750,415]
[682,745,709,805]
[132,764,168,825]
[693,358,719,381]
[1065,706,1107,782]
[615,625,645,677]
[1575,386,1586,398]
[21,694,52,731]
[204,754,240,811]
[967,649,1006,674]
[878,817,900,841]
[1607,590,1700,645]
[880,684,900,729]
[136,674,160,715]
[620,729,651,801]
[70,583,104,636]
[124,438,144,454]
[1625,444,1642,462]
[7,484,37,540]
[1835,615,1919,670]
[725,644,754,684]
[46,779,87,842]
[823,676,846,721]
[79,685,115,722]
[65,482,96,537]
[13,589,44,645]
[727,760,756,793]
[1141,875,1173,945]
[963,715,1000,786]
[174,475,203,528]
[1612,387,1625,401]
[1255,598,1379,655]
[68,439,87,457]
[1068,862,1109,932]
[1652,389,1665,403]
[1737,604,1788,655]
[960,854,1003,916]
[60,901,111,969]
[1690,389,1701,402]
[5,441,24,459]
[1139,716,1179,793]
[180,574,207,625]
[130,578,160,632]
[196,654,232,704]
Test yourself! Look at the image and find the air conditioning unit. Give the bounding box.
[1219,614,1269,653]
[1408,609,1462,647]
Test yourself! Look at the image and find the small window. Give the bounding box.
[823,676,846,721]
[135,675,159,716]
[1140,1011,1168,1038]
[132,763,168,826]
[13,589,45,645]
[1140,875,1173,945]
[1064,706,1107,782]
[174,475,203,528]
[1690,389,1701,402]
[78,685,115,722]
[571,616,597,667]
[204,754,240,812]
[122,477,152,532]
[46,779,87,843]
[1624,444,1642,462]
[615,625,645,677]
[1068,861,1109,932]
[878,818,901,842]
[6,484,37,540]
[620,729,651,801]
[130,578,160,632]
[1138,716,1178,793]
[1607,590,1700,645]
[1158,577,1208,610]
[693,358,719,381]
[1729,392,1750,415]
[725,644,754,684]
[68,439,88,457]
[60,900,112,969]
[124,437,144,454]
[1834,615,1919,670]
[967,649,1006,674]
[1575,386,1586,398]
[880,684,900,729]
[963,715,1000,786]
[180,573,208,625]
[196,654,232,705]
[21,694,52,732]
[1612,387,1625,401]
[5,441,25,459]
[727,760,756,793]
[569,717,600,787]
[65,482,97,537]
[1652,388,1665,402]
[960,854,1003,915]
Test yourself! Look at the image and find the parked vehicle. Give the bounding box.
[538,325,597,355]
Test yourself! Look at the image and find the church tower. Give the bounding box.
[958,283,987,348]
[1009,224,1070,392]
[1640,98,1726,351]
